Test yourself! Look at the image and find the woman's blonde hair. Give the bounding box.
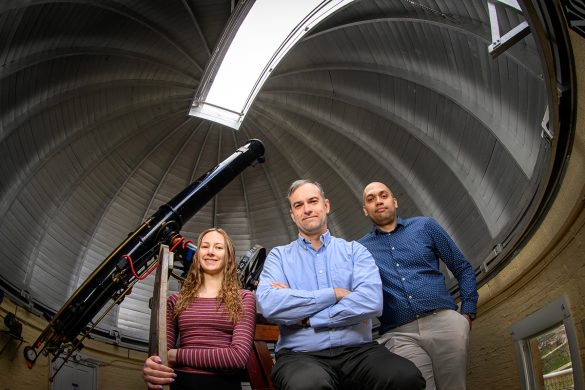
[173,228,243,322]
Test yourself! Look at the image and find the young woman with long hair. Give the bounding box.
[143,228,256,390]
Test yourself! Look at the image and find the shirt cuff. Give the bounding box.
[175,349,184,366]
[460,301,477,315]
[308,288,337,328]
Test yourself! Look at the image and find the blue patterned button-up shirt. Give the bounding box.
[257,230,383,352]
[358,216,478,334]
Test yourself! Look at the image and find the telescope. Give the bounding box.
[23,139,265,370]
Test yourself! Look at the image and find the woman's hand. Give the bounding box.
[143,355,176,389]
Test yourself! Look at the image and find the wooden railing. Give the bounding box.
[543,368,573,390]
[246,322,279,390]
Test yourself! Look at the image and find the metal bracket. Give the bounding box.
[19,289,35,311]
[487,0,531,58]
[109,329,121,345]
[481,243,503,273]
[541,105,553,142]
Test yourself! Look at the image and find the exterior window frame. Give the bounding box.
[509,296,583,390]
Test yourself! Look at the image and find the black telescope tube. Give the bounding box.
[34,139,265,349]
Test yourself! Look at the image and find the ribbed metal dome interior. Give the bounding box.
[0,0,555,346]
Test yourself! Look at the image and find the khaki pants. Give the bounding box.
[377,309,470,390]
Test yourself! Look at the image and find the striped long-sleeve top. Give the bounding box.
[167,289,256,375]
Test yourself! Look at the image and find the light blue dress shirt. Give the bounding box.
[256,230,383,352]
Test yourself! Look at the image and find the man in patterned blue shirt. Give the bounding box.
[359,181,478,390]
[257,179,425,390]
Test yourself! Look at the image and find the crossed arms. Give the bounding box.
[256,241,382,329]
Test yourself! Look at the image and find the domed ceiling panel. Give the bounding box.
[0,0,553,346]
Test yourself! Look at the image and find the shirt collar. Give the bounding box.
[372,216,404,235]
[297,229,331,248]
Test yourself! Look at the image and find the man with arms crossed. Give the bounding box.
[257,179,425,390]
[359,181,478,390]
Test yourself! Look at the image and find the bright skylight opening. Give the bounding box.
[190,0,354,130]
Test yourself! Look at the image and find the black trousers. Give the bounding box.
[271,342,425,390]
[171,371,241,390]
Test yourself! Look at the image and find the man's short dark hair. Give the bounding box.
[287,179,326,204]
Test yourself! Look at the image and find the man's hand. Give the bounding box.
[143,355,176,389]
[333,288,351,301]
[464,314,473,330]
[270,282,311,327]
